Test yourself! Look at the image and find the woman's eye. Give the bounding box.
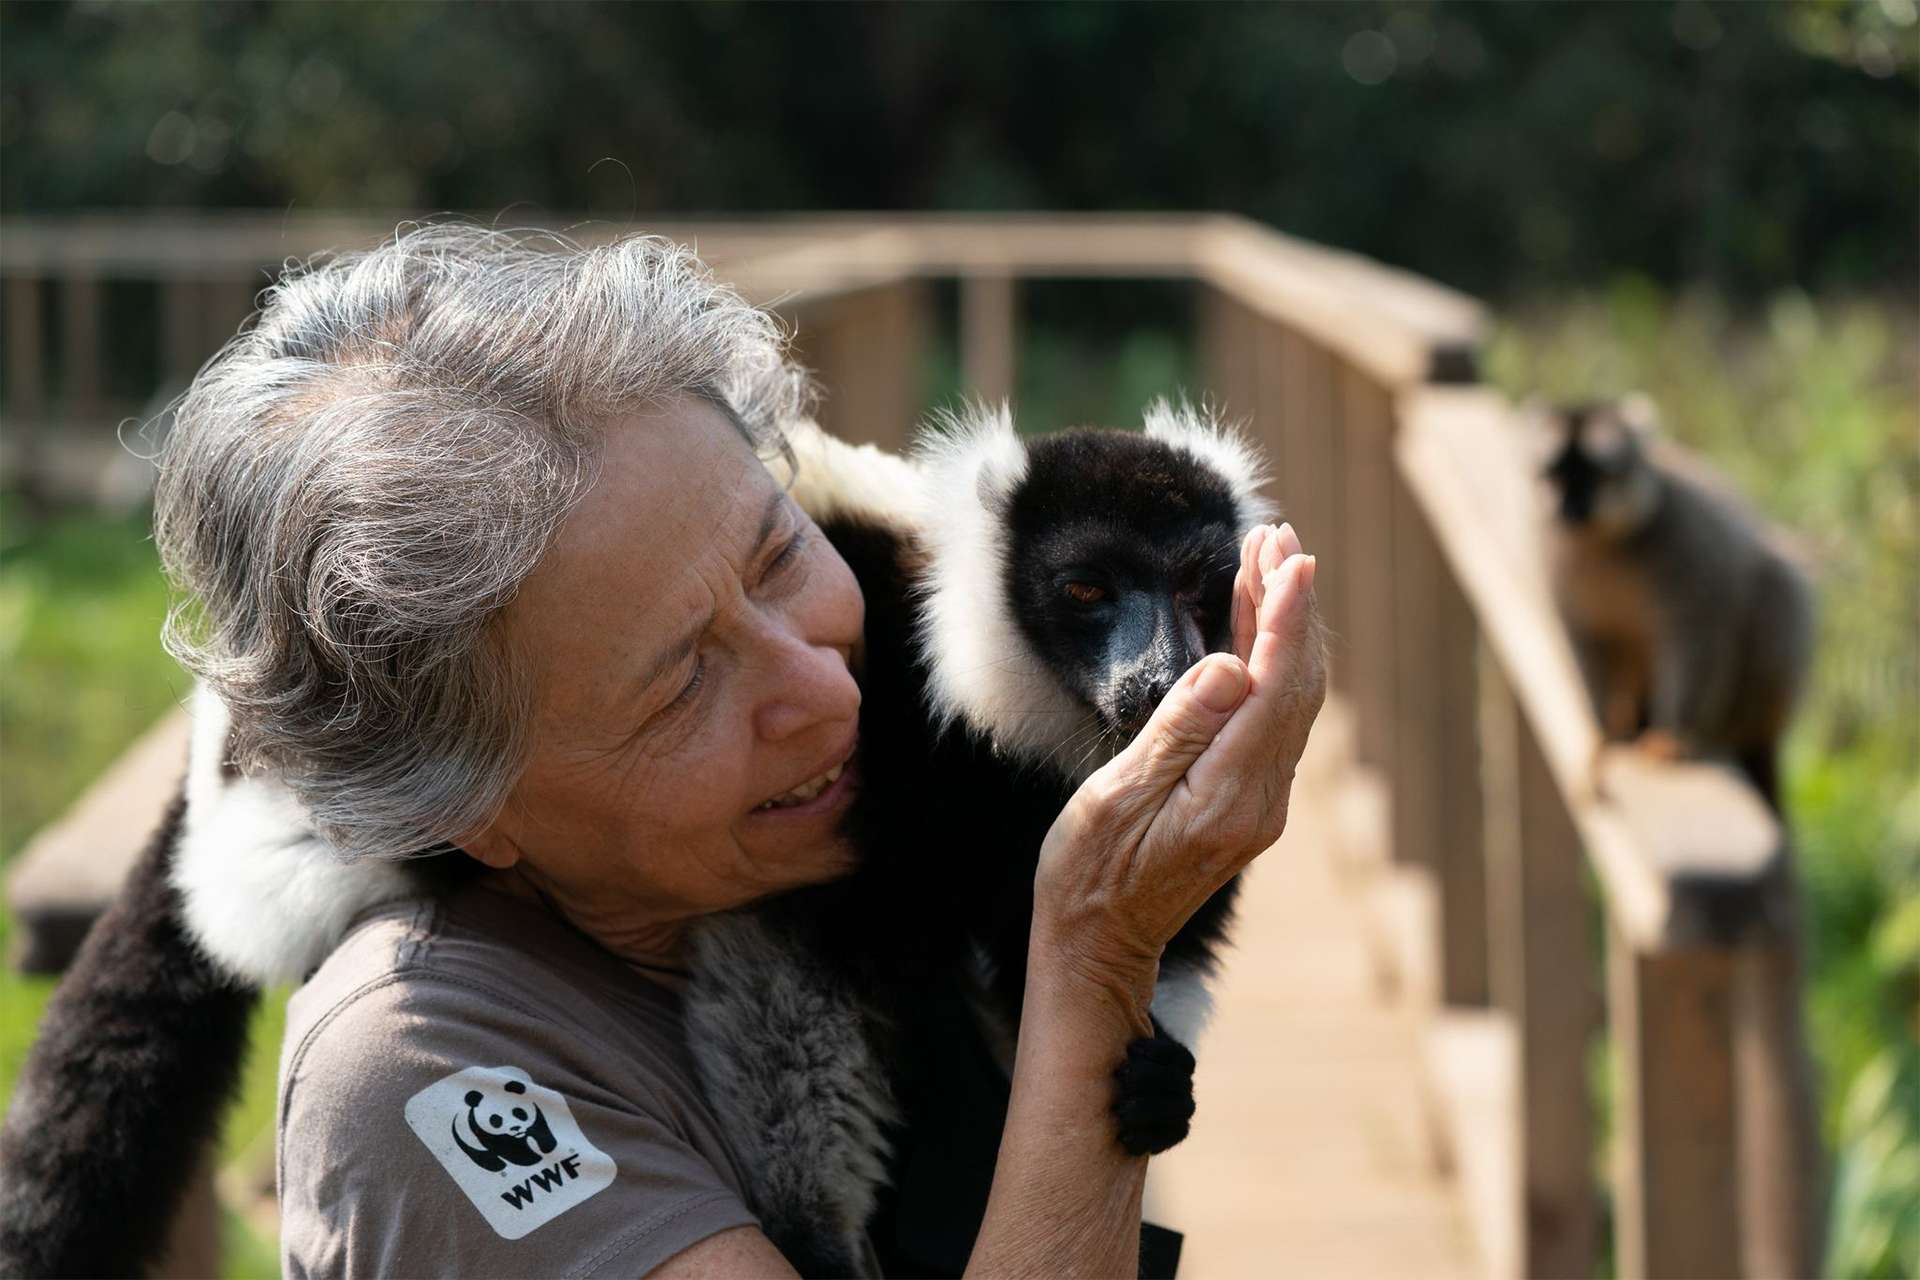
[766,527,807,579]
[1064,582,1106,605]
[667,658,705,710]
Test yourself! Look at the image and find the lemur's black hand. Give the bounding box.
[1112,1031,1197,1156]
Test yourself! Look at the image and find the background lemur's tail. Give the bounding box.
[0,787,259,1278]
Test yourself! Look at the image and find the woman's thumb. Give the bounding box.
[1127,654,1248,788]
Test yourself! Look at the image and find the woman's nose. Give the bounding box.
[753,636,861,742]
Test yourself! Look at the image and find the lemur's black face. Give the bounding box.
[1005,430,1245,744]
[1543,403,1642,527]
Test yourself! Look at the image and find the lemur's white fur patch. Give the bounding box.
[773,418,922,529]
[912,404,1107,777]
[1142,397,1279,530]
[1150,963,1218,1049]
[174,685,424,986]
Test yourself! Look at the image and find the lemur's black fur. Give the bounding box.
[743,426,1250,1276]
[0,790,257,1279]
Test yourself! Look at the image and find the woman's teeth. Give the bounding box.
[757,763,844,811]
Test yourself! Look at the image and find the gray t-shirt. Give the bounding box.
[276,882,760,1278]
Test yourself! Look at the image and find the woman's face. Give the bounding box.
[465,397,865,948]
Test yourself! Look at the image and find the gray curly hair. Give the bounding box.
[154,223,811,860]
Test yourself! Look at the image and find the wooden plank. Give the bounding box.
[1424,1010,1521,1279]
[1152,711,1477,1279]
[1194,217,1484,390]
[959,272,1016,405]
[1598,747,1786,945]
[6,709,189,974]
[1339,365,1396,778]
[1610,931,1741,1279]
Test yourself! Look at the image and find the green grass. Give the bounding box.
[1489,284,1920,1280]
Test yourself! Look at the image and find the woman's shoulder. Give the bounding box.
[277,888,760,1278]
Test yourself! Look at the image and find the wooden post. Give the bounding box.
[1426,542,1488,1006]
[1199,287,1256,422]
[1610,933,1741,1279]
[1337,365,1396,777]
[1733,919,1825,1279]
[801,281,929,453]
[959,272,1016,406]
[1391,472,1444,876]
[61,273,102,424]
[5,275,45,421]
[1481,654,1598,1277]
[163,279,206,386]
[1274,326,1345,668]
[203,278,257,355]
[1514,713,1599,1275]
[154,1151,221,1279]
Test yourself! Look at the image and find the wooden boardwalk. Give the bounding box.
[1148,704,1479,1278]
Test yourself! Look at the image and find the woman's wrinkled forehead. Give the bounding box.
[499,398,778,699]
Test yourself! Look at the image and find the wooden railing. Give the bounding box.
[1,213,1818,1279]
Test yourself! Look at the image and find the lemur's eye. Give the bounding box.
[1064,582,1106,605]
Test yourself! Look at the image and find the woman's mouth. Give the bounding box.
[750,741,859,818]
[754,761,846,811]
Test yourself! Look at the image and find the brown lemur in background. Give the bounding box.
[1538,395,1814,810]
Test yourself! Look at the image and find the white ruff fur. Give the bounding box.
[775,418,923,529]
[1141,398,1278,530]
[913,404,1104,776]
[173,685,424,986]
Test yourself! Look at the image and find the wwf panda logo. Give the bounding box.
[451,1077,559,1173]
[405,1065,618,1239]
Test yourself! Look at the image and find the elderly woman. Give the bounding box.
[139,225,1325,1277]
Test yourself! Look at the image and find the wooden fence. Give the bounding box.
[1,212,1821,1279]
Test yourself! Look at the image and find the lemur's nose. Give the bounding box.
[1113,672,1176,742]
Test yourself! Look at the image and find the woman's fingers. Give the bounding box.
[1249,552,1318,685]
[1102,652,1250,820]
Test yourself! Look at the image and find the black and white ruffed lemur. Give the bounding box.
[0,401,1274,1279]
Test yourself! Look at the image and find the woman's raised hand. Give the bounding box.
[1034,522,1328,977]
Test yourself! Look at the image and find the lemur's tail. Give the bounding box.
[0,787,258,1278]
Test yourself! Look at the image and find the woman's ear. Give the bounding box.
[457,824,524,870]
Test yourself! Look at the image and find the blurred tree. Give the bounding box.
[1,0,1913,298]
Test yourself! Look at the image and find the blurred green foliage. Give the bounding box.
[2,0,1915,298]
[1489,289,1919,1279]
